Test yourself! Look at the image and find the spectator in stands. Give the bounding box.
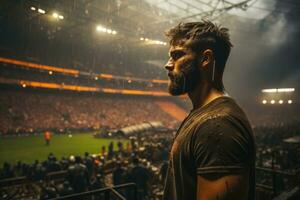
[127,157,150,200]
[40,181,58,199]
[113,161,126,185]
[67,156,90,193]
[90,174,105,190]
[84,152,94,179]
[108,141,114,158]
[1,162,14,179]
[56,181,74,197]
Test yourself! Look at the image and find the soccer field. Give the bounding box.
[0,133,129,166]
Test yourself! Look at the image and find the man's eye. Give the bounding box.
[172,52,185,60]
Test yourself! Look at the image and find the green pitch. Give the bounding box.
[0,133,129,166]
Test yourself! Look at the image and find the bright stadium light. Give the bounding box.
[49,71,53,75]
[30,6,36,11]
[22,84,26,88]
[262,88,277,93]
[52,12,59,18]
[262,88,295,93]
[278,100,283,104]
[270,100,275,104]
[58,15,64,19]
[277,88,295,92]
[96,25,116,35]
[96,26,102,32]
[94,77,98,80]
[288,100,293,104]
[262,100,267,104]
[107,29,112,34]
[38,8,46,14]
[142,38,167,46]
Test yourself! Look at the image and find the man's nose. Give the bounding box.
[164,60,174,71]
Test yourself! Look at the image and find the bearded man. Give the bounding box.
[163,21,256,200]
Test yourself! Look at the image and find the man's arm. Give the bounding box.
[197,172,249,200]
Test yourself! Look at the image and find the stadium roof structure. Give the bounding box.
[1,0,300,92]
[1,0,297,49]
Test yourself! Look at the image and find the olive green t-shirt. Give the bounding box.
[163,96,256,200]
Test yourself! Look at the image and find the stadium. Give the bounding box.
[0,0,299,200]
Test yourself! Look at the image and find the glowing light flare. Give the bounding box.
[30,7,36,11]
[96,25,117,35]
[262,100,267,104]
[142,37,167,46]
[58,15,64,19]
[288,100,293,104]
[38,8,46,14]
[262,88,295,93]
[52,12,59,18]
[270,100,275,104]
[278,100,283,104]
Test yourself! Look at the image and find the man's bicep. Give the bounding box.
[197,172,249,200]
[192,116,252,174]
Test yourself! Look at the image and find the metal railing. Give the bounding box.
[50,183,137,200]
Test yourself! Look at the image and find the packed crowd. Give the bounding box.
[0,132,173,200]
[254,120,300,196]
[0,90,178,135]
[0,63,168,92]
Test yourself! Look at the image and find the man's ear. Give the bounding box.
[200,49,214,69]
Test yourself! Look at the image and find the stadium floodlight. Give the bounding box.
[262,88,295,93]
[58,15,64,20]
[52,12,59,19]
[107,29,112,34]
[288,100,293,104]
[30,6,36,11]
[96,25,106,32]
[270,100,275,104]
[262,88,277,93]
[278,100,283,104]
[145,38,149,41]
[96,25,116,35]
[277,88,295,92]
[140,37,144,41]
[94,77,98,80]
[38,8,46,14]
[49,71,53,75]
[22,84,26,88]
[262,100,267,104]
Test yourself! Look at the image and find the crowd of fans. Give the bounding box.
[0,63,168,92]
[0,132,173,200]
[0,90,178,135]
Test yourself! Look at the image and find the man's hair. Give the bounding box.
[165,20,233,75]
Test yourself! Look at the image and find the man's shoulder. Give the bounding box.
[192,97,251,129]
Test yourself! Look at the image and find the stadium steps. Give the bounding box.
[155,101,188,121]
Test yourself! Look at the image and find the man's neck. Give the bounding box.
[188,81,226,110]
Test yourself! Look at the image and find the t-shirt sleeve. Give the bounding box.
[191,116,251,175]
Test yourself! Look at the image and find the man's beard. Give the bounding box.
[168,60,200,96]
